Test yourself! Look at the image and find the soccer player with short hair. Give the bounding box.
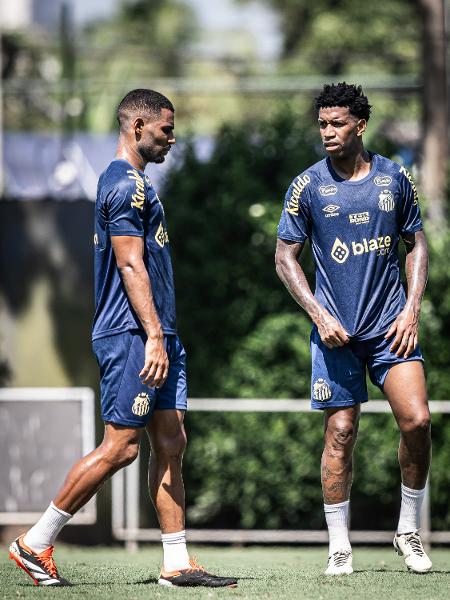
[276,82,432,575]
[9,89,237,589]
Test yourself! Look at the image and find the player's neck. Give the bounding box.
[330,149,371,182]
[115,140,146,173]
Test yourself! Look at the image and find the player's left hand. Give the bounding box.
[385,304,419,358]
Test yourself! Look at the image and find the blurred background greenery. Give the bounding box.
[0,0,449,539]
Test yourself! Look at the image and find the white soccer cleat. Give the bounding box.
[393,530,432,573]
[324,550,353,575]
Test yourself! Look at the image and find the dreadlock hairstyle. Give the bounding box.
[314,82,372,121]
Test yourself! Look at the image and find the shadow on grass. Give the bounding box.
[354,569,450,575]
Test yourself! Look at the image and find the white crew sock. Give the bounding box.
[161,530,190,572]
[397,483,426,534]
[23,502,72,553]
[324,500,351,556]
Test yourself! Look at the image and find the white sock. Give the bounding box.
[324,500,351,555]
[23,502,72,553]
[397,483,426,534]
[161,530,190,572]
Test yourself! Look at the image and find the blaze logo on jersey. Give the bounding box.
[132,392,150,416]
[331,238,350,263]
[127,169,146,210]
[286,174,311,216]
[374,175,392,186]
[331,235,392,263]
[352,235,391,255]
[319,184,337,197]
[155,221,169,248]
[313,378,332,401]
[378,190,395,212]
[399,166,419,205]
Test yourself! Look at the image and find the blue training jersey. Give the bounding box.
[92,159,177,341]
[277,153,423,340]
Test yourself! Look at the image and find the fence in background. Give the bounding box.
[112,399,450,549]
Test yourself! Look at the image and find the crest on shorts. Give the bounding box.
[131,392,150,416]
[313,378,332,402]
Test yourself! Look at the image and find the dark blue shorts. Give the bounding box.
[92,330,187,427]
[310,326,424,410]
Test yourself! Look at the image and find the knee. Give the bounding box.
[102,439,140,469]
[326,422,357,456]
[400,411,431,436]
[152,428,187,462]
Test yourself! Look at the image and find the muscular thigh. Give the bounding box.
[383,361,429,425]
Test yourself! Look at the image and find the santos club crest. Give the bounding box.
[313,379,332,402]
[378,190,395,212]
[132,392,151,416]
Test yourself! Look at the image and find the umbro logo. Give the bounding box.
[323,204,340,218]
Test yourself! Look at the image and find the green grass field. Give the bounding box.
[2,545,449,600]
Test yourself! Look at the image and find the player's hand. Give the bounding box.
[385,305,419,358]
[140,336,169,388]
[316,310,350,349]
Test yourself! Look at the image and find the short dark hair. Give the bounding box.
[117,89,174,130]
[314,82,371,121]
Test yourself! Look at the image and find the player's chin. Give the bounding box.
[324,145,341,155]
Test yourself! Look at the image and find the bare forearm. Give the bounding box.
[276,258,325,326]
[404,231,428,313]
[119,263,163,339]
[275,239,349,348]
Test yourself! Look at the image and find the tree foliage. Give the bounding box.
[239,0,419,75]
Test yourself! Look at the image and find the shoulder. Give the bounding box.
[99,160,145,197]
[288,159,327,193]
[372,154,415,186]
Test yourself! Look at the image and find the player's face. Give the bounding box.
[318,107,366,159]
[137,108,176,164]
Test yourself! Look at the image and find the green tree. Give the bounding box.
[80,0,197,132]
[238,0,419,75]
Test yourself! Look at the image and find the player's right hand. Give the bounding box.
[140,336,169,388]
[316,310,350,349]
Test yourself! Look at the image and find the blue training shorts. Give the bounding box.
[310,325,424,410]
[92,330,187,427]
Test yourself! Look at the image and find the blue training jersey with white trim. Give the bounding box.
[92,159,177,340]
[277,153,423,340]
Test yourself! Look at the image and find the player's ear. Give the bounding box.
[356,119,367,136]
[133,117,145,138]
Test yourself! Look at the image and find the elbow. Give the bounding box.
[275,249,285,279]
[116,256,143,274]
